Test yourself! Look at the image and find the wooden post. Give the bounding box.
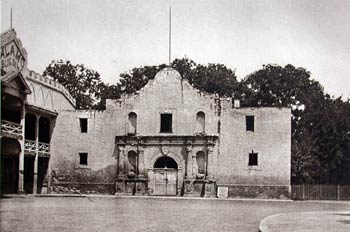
[18,104,25,193]
[33,115,40,194]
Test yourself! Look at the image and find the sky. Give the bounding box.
[1,0,350,99]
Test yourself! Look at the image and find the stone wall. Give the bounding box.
[50,110,119,187]
[50,182,114,195]
[223,185,290,199]
[217,106,291,186]
[106,68,220,136]
[23,68,76,111]
[50,68,291,197]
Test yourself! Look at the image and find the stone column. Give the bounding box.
[192,152,198,177]
[138,148,145,178]
[18,103,26,193]
[206,146,215,180]
[204,145,216,197]
[186,145,193,178]
[33,115,40,194]
[117,146,126,178]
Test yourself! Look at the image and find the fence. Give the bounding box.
[292,185,350,200]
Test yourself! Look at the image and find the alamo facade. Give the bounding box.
[1,29,291,198]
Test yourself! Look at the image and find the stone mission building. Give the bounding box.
[1,29,291,198]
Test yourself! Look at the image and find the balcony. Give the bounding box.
[24,139,36,153]
[1,120,23,139]
[38,142,50,156]
[24,139,50,157]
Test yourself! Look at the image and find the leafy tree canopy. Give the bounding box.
[118,57,240,97]
[43,60,119,110]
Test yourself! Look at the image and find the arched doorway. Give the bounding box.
[153,156,178,196]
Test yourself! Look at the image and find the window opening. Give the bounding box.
[196,111,205,133]
[160,113,172,133]
[246,115,254,132]
[80,118,88,133]
[128,112,137,135]
[248,150,258,166]
[79,153,88,165]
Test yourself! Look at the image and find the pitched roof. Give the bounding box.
[1,70,32,94]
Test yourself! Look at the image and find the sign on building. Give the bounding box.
[1,30,27,73]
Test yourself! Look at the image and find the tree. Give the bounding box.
[310,96,350,184]
[242,64,324,107]
[94,83,121,110]
[243,64,350,184]
[43,60,109,109]
[118,57,241,97]
[119,64,167,94]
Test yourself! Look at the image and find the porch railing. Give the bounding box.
[24,139,50,155]
[38,142,50,154]
[24,139,37,153]
[1,120,23,138]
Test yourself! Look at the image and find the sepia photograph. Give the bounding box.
[1,0,350,231]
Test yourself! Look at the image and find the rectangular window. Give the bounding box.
[248,151,258,166]
[80,118,88,133]
[160,113,172,133]
[246,115,254,132]
[79,153,88,165]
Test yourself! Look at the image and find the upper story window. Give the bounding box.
[128,112,137,135]
[80,118,88,133]
[160,113,172,133]
[196,111,205,133]
[246,115,254,132]
[248,150,258,166]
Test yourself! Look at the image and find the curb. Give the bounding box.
[258,211,350,232]
[259,213,283,232]
[1,193,295,203]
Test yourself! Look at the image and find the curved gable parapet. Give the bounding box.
[22,68,76,109]
[153,67,182,83]
[109,67,221,135]
[120,67,218,108]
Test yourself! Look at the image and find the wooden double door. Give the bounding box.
[153,168,177,196]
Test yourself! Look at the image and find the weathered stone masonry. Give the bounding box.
[50,68,291,198]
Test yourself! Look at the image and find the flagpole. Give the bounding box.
[10,8,13,29]
[169,5,171,66]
